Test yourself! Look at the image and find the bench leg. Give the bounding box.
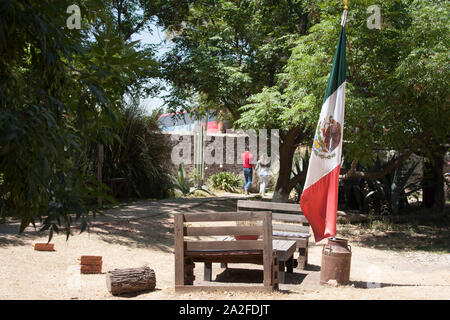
[297,248,308,270]
[220,263,228,269]
[286,256,294,273]
[204,262,212,281]
[184,258,195,285]
[278,261,285,284]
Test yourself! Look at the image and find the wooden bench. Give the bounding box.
[174,211,278,292]
[237,200,311,269]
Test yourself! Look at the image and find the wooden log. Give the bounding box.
[33,243,55,251]
[106,266,156,296]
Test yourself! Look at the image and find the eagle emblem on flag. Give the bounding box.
[313,115,342,159]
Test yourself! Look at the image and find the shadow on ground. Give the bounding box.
[92,198,241,252]
[338,216,450,253]
[0,198,241,251]
[349,280,431,289]
[0,223,42,247]
[212,267,309,285]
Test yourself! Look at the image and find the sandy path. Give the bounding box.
[0,198,449,300]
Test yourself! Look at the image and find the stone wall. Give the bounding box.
[166,132,280,183]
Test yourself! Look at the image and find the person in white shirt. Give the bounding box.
[255,154,271,197]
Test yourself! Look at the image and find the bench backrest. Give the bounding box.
[237,200,310,235]
[174,211,273,287]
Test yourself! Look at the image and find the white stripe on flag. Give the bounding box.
[303,81,346,190]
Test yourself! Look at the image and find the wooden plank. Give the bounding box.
[186,253,263,264]
[185,240,264,251]
[237,200,302,213]
[175,285,274,293]
[273,239,289,251]
[185,250,263,264]
[183,211,269,222]
[272,223,310,234]
[174,213,185,286]
[273,236,308,248]
[255,221,310,234]
[262,212,273,288]
[272,240,296,261]
[272,212,309,224]
[185,226,263,237]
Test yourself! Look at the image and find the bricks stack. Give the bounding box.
[79,256,102,274]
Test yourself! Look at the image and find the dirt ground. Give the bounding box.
[0,196,449,300]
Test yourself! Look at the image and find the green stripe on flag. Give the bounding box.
[323,26,346,104]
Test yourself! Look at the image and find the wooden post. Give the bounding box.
[97,143,104,207]
[204,262,212,281]
[174,213,185,286]
[262,211,273,289]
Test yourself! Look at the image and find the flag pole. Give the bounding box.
[330,0,348,243]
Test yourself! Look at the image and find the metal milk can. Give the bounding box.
[320,237,352,285]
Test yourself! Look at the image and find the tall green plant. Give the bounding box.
[91,104,174,199]
[171,164,191,195]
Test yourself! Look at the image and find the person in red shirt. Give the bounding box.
[241,146,255,195]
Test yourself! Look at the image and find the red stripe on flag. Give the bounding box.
[300,165,341,243]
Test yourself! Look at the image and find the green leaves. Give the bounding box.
[0,0,162,241]
[208,171,242,193]
[162,0,310,120]
[171,164,191,195]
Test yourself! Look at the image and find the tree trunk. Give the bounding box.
[422,151,445,214]
[273,130,298,202]
[106,266,156,296]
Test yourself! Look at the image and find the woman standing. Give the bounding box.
[256,154,271,197]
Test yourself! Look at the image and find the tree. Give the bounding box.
[160,0,311,118]
[0,0,161,238]
[238,0,449,204]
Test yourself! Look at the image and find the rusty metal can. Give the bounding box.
[320,237,352,285]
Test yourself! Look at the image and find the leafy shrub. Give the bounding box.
[85,105,174,200]
[209,172,242,192]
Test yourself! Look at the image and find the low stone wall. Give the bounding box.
[166,132,279,185]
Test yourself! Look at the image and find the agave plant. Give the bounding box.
[292,149,310,202]
[364,155,421,215]
[170,164,191,195]
[188,168,213,196]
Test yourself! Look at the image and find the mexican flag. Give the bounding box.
[300,11,347,243]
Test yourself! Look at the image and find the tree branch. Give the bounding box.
[340,151,415,180]
[288,170,307,192]
[339,159,359,179]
